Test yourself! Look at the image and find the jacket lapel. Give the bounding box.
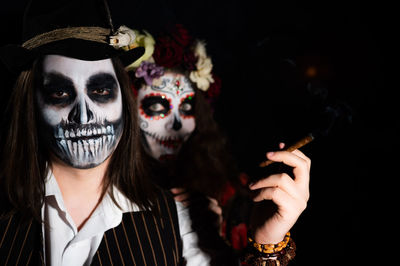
[0,213,44,266]
[91,190,183,266]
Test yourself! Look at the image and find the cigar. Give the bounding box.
[259,133,314,167]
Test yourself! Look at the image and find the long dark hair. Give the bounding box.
[173,90,238,199]
[0,57,157,221]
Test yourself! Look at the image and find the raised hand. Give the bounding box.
[249,144,311,244]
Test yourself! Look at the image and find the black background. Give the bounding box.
[0,1,396,265]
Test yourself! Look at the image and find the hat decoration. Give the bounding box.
[0,0,145,72]
[124,24,221,99]
[109,25,137,49]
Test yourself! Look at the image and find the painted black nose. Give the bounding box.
[172,116,182,131]
[68,101,94,124]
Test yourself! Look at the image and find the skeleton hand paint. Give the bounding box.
[36,55,123,169]
[138,72,195,161]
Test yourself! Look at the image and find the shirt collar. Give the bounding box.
[44,167,141,214]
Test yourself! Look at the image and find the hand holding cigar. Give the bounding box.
[259,134,314,167]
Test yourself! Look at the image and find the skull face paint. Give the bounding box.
[36,55,123,169]
[138,72,195,160]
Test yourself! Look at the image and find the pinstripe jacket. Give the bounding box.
[0,190,183,266]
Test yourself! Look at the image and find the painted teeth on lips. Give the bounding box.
[154,135,183,149]
[58,125,114,140]
[143,131,183,149]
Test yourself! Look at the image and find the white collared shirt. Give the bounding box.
[42,170,211,265]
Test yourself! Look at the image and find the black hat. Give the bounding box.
[0,0,144,73]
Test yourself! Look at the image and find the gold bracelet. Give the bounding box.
[248,232,291,254]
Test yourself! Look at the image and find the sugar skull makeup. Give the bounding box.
[36,55,123,169]
[138,72,195,160]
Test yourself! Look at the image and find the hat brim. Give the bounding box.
[0,38,145,73]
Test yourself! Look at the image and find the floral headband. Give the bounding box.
[113,24,221,99]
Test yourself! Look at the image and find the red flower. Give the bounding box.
[153,36,184,68]
[170,24,192,47]
[207,73,222,99]
[220,181,236,207]
[183,49,197,70]
[231,223,248,250]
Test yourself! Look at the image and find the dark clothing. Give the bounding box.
[0,190,183,266]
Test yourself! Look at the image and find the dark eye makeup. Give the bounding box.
[86,73,118,103]
[40,72,119,107]
[179,95,195,116]
[41,73,76,106]
[141,95,171,117]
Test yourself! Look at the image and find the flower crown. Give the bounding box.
[116,24,221,99]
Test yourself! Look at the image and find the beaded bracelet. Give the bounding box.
[241,236,296,266]
[248,232,291,254]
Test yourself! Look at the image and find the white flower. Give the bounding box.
[193,41,207,58]
[189,41,214,91]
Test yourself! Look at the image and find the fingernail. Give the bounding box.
[267,152,275,157]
